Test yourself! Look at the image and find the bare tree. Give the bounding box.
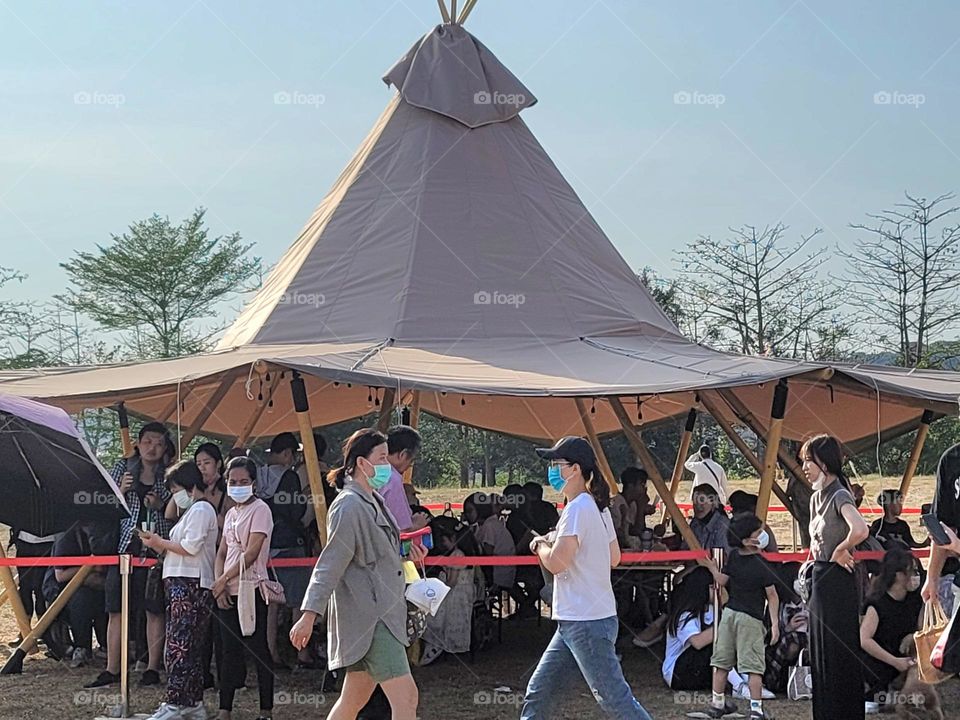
[677,224,839,358]
[841,193,960,367]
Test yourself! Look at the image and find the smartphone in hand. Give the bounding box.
[922,513,952,545]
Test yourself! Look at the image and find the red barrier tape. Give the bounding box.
[421,502,925,515]
[0,549,931,568]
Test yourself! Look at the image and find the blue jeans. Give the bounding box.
[521,616,652,720]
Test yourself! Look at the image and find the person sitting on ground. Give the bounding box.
[661,566,764,700]
[464,492,517,601]
[685,445,728,503]
[763,562,807,694]
[377,425,428,533]
[729,491,779,553]
[610,467,653,549]
[687,484,730,551]
[860,547,924,714]
[706,513,780,720]
[420,516,477,666]
[870,489,929,550]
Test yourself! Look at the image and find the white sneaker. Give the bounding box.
[734,683,775,700]
[181,702,207,720]
[145,703,185,720]
[865,701,880,715]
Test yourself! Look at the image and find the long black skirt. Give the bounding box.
[808,561,864,720]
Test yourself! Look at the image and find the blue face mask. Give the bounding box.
[368,462,393,490]
[547,465,567,492]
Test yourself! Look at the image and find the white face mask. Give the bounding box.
[228,485,254,504]
[173,489,194,510]
[756,529,770,550]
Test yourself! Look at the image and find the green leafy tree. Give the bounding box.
[61,208,261,358]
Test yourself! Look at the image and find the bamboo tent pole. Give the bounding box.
[755,380,790,522]
[375,388,398,434]
[116,402,134,458]
[290,373,329,545]
[179,372,237,451]
[403,391,422,485]
[900,409,936,496]
[234,371,283,448]
[458,0,480,24]
[0,543,33,654]
[609,397,702,551]
[661,408,697,523]
[436,0,451,24]
[574,398,618,495]
[607,397,666,486]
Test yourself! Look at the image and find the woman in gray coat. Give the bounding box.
[290,428,426,720]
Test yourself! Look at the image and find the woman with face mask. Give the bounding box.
[212,456,275,720]
[138,460,219,720]
[801,434,870,720]
[860,547,924,713]
[521,436,653,720]
[289,428,426,720]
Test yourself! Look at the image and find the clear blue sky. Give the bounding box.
[3,1,960,306]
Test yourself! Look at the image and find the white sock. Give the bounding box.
[713,691,725,708]
[751,698,762,713]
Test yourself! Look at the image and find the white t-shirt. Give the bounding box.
[662,608,714,686]
[163,500,219,589]
[551,492,617,621]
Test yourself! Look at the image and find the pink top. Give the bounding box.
[379,467,414,531]
[223,498,273,596]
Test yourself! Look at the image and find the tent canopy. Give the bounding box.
[0,23,957,451]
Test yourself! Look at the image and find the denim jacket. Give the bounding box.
[300,479,407,668]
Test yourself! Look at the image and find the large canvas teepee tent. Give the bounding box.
[1,18,957,463]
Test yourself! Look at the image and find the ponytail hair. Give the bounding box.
[327,428,388,490]
[585,466,610,511]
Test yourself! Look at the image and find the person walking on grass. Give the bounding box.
[289,428,426,720]
[706,513,779,720]
[520,436,653,720]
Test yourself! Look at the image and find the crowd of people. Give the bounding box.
[9,420,960,720]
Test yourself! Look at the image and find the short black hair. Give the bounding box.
[727,512,762,548]
[503,483,524,498]
[387,425,421,456]
[226,455,258,482]
[728,490,757,515]
[522,481,544,501]
[620,467,649,487]
[139,421,169,440]
[165,459,203,493]
[699,445,712,459]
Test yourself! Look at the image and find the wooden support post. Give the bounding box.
[436,0,451,23]
[235,371,283,448]
[718,388,810,488]
[375,388,398,434]
[608,397,666,486]
[609,397,702,551]
[900,409,936,496]
[0,544,33,653]
[451,0,458,24]
[700,392,798,518]
[756,380,789,522]
[117,402,134,458]
[403,391,422,485]
[0,565,94,674]
[179,372,236,451]
[458,0,479,23]
[574,398,618,495]
[662,409,698,523]
[290,373,329,545]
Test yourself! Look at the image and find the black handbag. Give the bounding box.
[144,560,165,606]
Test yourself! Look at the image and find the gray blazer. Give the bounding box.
[301,479,408,669]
